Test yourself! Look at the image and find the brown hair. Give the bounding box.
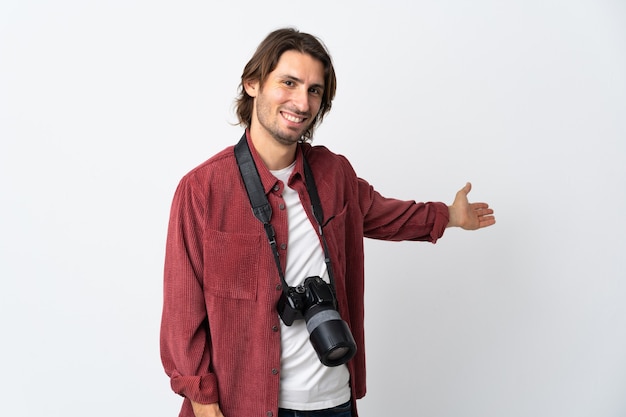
[235,28,337,141]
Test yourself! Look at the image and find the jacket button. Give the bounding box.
[272,325,279,332]
[280,243,287,250]
[271,368,278,375]
[279,203,285,210]
[266,412,273,417]
[275,283,282,291]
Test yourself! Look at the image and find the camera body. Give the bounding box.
[277,276,357,367]
[278,276,336,325]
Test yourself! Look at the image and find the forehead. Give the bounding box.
[271,50,325,85]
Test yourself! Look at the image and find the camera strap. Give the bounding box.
[234,133,336,292]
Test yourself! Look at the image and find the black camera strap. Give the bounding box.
[234,133,336,293]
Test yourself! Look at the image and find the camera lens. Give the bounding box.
[326,346,351,362]
[306,309,357,367]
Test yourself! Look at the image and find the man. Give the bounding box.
[160,28,495,417]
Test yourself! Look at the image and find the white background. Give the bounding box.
[1,1,625,416]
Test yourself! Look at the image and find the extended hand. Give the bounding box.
[447,182,495,230]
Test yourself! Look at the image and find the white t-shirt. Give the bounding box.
[271,163,351,411]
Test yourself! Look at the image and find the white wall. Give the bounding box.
[1,1,624,416]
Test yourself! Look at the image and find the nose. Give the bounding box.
[291,87,310,113]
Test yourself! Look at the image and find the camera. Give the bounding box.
[277,276,357,367]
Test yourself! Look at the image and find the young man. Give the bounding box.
[160,28,495,417]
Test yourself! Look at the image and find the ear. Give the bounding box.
[243,79,259,98]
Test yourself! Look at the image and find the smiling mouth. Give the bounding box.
[281,111,307,124]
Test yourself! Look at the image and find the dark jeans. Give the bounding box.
[278,400,352,417]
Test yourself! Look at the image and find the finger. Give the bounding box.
[471,202,491,210]
[478,216,496,228]
[475,207,494,215]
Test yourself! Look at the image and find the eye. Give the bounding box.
[284,80,295,87]
[309,87,322,96]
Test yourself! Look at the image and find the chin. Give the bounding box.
[274,129,305,146]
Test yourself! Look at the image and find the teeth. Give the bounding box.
[283,113,304,123]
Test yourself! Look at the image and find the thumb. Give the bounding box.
[458,182,472,196]
[452,182,472,207]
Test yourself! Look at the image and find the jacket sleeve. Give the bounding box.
[160,173,219,405]
[357,175,449,243]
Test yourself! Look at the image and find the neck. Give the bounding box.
[249,128,298,171]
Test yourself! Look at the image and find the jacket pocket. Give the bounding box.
[203,229,261,300]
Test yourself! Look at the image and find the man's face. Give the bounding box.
[246,50,325,146]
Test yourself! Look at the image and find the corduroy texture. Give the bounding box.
[160,131,449,417]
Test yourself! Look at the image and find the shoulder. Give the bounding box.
[175,145,237,194]
[186,146,236,177]
[301,143,362,202]
[302,143,357,177]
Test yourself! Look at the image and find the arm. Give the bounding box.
[357,177,449,243]
[160,174,221,408]
[447,182,496,230]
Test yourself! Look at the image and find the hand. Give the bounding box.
[447,182,495,230]
[191,401,224,417]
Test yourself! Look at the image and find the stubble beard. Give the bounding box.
[255,97,312,147]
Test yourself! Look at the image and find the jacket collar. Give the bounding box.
[245,129,305,194]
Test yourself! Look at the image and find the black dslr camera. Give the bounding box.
[277,276,357,367]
